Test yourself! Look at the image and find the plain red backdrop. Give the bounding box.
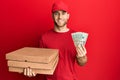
[0,0,120,80]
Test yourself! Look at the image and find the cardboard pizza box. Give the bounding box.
[8,57,58,75]
[7,55,58,69]
[6,47,59,75]
[6,47,59,63]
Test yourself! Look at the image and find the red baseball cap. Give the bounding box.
[52,1,69,13]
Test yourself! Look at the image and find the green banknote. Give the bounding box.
[71,32,88,46]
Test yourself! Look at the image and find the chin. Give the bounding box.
[57,23,66,27]
[57,25,65,27]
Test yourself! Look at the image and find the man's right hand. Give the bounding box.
[23,67,37,77]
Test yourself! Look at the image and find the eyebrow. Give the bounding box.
[53,10,67,13]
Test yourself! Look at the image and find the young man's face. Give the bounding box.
[52,10,69,27]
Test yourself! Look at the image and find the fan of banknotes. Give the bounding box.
[71,32,88,46]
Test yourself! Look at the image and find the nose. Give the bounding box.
[58,14,62,19]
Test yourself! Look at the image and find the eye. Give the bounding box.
[62,11,67,15]
[54,12,59,15]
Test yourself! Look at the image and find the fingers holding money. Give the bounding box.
[80,44,87,54]
[76,44,87,57]
[23,67,36,77]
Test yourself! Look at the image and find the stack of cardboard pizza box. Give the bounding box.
[6,47,59,75]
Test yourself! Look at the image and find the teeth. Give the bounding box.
[58,20,63,22]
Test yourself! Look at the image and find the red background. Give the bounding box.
[0,0,120,80]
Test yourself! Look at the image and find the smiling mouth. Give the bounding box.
[58,19,64,22]
[58,21,63,23]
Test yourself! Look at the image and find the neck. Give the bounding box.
[54,25,69,33]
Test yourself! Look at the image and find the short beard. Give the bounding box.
[54,21,67,27]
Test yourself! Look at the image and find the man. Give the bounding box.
[23,1,87,80]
